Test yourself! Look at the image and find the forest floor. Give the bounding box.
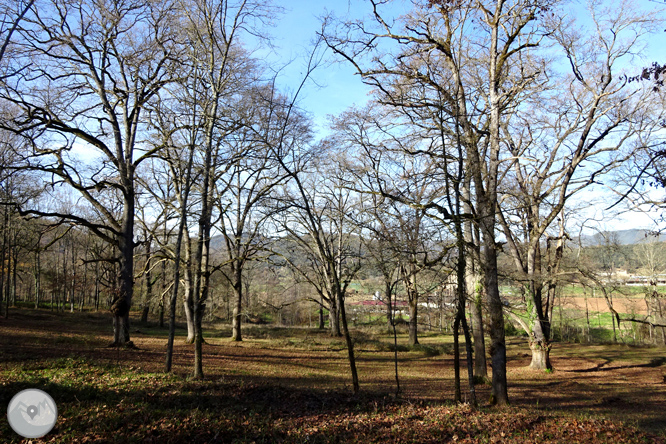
[1,308,665,443]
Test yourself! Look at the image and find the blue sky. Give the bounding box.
[262,0,666,233]
[262,0,377,135]
[264,0,666,137]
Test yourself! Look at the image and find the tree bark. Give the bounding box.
[141,233,152,323]
[408,297,419,346]
[231,268,243,341]
[329,297,341,337]
[193,302,205,379]
[337,288,359,394]
[318,302,325,330]
[468,275,487,379]
[184,297,195,344]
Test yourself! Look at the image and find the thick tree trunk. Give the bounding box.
[231,304,242,341]
[329,297,341,336]
[468,276,487,379]
[231,270,243,341]
[184,297,195,344]
[529,340,551,370]
[528,305,553,370]
[484,243,508,405]
[480,0,509,406]
[470,300,486,377]
[464,175,486,379]
[111,200,134,347]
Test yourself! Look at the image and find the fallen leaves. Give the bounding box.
[1,309,666,443]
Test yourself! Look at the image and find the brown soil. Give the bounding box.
[563,296,648,315]
[1,308,665,439]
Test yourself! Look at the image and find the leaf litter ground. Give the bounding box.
[0,308,664,443]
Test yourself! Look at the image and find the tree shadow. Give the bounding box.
[564,357,666,373]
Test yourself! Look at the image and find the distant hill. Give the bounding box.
[578,229,666,247]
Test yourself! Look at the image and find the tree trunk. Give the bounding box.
[408,298,419,346]
[159,255,166,328]
[391,304,401,396]
[386,282,393,332]
[165,138,195,372]
[468,277,487,379]
[529,340,551,370]
[0,206,5,318]
[193,302,205,379]
[329,297,341,337]
[337,288,359,394]
[454,314,461,402]
[464,174,485,380]
[94,262,100,311]
[478,0,509,406]
[4,227,11,318]
[141,233,152,323]
[480,220,508,404]
[159,297,165,328]
[318,303,325,329]
[184,297,195,344]
[231,305,242,341]
[231,269,243,341]
[111,201,135,347]
[528,287,553,370]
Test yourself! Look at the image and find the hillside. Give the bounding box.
[579,228,666,247]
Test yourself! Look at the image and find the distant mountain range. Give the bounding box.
[579,229,666,247]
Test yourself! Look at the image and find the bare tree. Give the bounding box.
[635,239,666,344]
[274,145,362,393]
[323,0,556,405]
[215,84,305,342]
[142,0,279,376]
[497,1,662,369]
[348,141,451,346]
[0,0,184,346]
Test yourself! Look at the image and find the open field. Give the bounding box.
[1,308,665,443]
[562,296,647,316]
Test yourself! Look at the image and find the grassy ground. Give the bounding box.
[1,308,665,443]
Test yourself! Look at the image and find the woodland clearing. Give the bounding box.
[0,308,664,443]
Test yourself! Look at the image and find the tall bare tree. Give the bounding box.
[497,1,662,369]
[147,0,278,376]
[324,0,563,405]
[215,84,305,342]
[274,145,362,393]
[0,0,184,345]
